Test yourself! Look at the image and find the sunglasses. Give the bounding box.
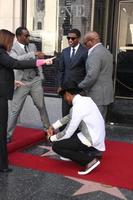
[67,37,78,41]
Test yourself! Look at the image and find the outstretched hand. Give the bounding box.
[45,57,54,65]
[36,57,56,67]
[14,80,26,88]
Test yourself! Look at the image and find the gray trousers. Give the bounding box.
[7,78,50,138]
[97,105,107,120]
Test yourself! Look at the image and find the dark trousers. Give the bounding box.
[52,134,102,166]
[62,98,71,117]
[0,97,8,169]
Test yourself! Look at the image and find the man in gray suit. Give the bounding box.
[7,27,50,142]
[79,31,114,119]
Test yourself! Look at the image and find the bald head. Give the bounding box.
[83,31,100,49]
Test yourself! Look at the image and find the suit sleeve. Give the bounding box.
[58,51,65,86]
[0,51,36,70]
[79,53,101,90]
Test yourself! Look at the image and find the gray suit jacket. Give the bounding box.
[10,42,36,81]
[79,44,114,106]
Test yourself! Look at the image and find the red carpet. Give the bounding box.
[8,126,133,190]
[7,126,44,153]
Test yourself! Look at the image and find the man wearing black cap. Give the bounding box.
[47,81,105,175]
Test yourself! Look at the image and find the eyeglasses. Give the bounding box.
[67,37,78,41]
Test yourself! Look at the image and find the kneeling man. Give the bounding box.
[47,81,105,175]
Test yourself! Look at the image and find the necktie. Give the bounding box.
[24,44,39,77]
[70,47,75,62]
[24,45,28,53]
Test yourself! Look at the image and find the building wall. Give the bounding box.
[43,0,59,53]
[0,0,94,128]
[0,0,21,32]
[0,0,93,53]
[26,0,59,54]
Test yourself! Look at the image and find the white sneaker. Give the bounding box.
[78,158,100,175]
[60,156,71,161]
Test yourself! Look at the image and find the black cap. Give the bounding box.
[59,80,83,96]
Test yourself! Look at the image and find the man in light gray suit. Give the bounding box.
[79,31,114,119]
[7,27,50,142]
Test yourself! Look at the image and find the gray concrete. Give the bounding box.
[17,96,62,128]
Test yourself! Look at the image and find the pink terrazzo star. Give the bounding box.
[66,176,127,200]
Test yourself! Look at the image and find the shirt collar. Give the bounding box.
[71,43,80,54]
[17,41,25,49]
[72,94,81,105]
[88,43,101,55]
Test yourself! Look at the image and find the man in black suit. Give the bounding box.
[58,29,88,117]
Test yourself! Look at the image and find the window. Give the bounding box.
[25,0,93,95]
[115,1,133,98]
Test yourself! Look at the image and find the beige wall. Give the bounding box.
[26,0,59,54]
[0,0,21,32]
[0,0,59,54]
[43,0,59,53]
[26,0,35,31]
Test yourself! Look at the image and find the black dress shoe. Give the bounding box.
[0,168,13,173]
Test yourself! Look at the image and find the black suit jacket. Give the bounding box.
[0,47,36,100]
[58,44,88,86]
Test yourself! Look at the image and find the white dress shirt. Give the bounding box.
[51,94,105,151]
[88,43,102,55]
[70,43,80,57]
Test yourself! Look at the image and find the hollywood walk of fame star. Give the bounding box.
[38,146,127,200]
[66,176,127,200]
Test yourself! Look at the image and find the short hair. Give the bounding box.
[59,80,82,96]
[68,29,81,38]
[0,29,15,51]
[15,27,28,36]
